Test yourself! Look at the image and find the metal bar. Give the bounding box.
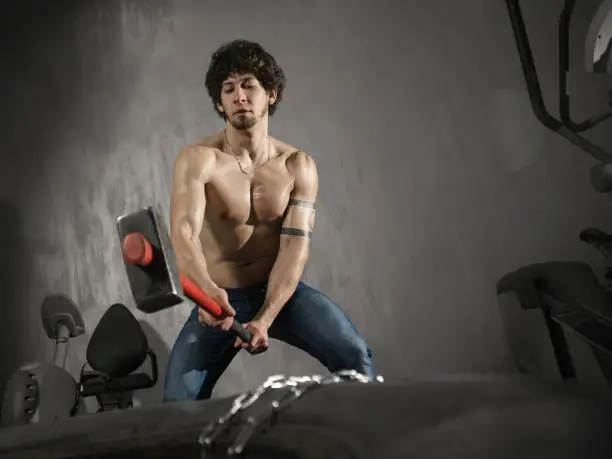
[505,0,612,162]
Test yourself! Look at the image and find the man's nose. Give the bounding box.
[234,87,247,103]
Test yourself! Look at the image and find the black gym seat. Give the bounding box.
[77,303,158,412]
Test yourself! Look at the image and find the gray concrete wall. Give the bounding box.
[2,0,612,406]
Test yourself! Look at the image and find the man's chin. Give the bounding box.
[230,116,258,130]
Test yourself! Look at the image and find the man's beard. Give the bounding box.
[229,105,268,130]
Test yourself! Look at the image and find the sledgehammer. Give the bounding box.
[116,206,253,343]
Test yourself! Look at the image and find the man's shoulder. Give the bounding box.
[176,135,223,168]
[277,145,317,187]
[284,148,316,174]
[275,140,316,170]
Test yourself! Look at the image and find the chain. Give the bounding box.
[198,370,384,458]
[224,130,271,175]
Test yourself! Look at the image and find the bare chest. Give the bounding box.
[205,166,294,225]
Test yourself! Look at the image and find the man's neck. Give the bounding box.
[225,122,270,162]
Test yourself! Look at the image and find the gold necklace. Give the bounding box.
[224,130,271,175]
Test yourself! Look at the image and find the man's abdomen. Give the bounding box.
[208,255,277,289]
[201,222,281,289]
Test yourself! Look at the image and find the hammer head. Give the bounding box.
[116,206,184,313]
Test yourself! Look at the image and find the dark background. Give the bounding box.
[2,0,612,405]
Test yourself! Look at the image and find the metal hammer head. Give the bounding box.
[116,206,184,313]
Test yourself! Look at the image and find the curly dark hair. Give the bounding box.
[205,39,286,119]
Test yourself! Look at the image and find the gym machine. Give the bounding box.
[1,294,158,426]
[497,0,612,391]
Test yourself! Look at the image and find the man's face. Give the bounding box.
[218,73,275,130]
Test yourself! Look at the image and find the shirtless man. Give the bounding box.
[162,39,374,402]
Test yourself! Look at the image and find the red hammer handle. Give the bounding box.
[179,272,222,317]
[179,273,253,344]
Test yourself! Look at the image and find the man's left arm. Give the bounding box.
[256,151,318,327]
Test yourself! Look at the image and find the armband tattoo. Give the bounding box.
[280,227,312,238]
[288,198,316,209]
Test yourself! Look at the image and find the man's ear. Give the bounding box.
[268,88,278,105]
[217,102,225,113]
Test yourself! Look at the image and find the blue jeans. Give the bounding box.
[162,281,374,402]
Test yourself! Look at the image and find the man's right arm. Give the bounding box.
[170,146,235,319]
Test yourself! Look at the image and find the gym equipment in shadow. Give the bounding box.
[77,301,158,412]
[1,294,84,426]
[498,0,612,391]
[1,294,158,426]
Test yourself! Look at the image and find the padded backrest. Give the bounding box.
[86,303,149,378]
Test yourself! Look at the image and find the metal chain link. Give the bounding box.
[199,370,384,458]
